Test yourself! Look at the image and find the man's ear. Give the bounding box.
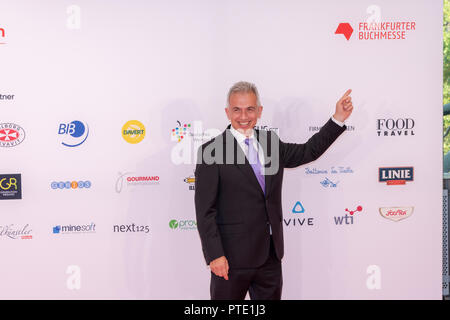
[258,106,263,118]
[225,107,231,120]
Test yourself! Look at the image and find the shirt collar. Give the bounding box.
[229,125,255,144]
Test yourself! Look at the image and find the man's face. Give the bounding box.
[225,92,263,135]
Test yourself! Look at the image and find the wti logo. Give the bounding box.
[379,207,413,222]
[379,167,413,185]
[58,120,89,147]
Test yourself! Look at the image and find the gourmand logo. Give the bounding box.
[0,123,25,148]
[58,120,89,147]
[0,224,32,239]
[122,120,145,144]
[335,6,416,41]
[115,172,160,193]
[379,167,413,185]
[379,207,413,222]
[0,174,22,200]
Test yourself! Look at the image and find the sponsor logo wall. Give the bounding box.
[0,0,442,300]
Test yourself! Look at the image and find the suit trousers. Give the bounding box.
[210,236,282,300]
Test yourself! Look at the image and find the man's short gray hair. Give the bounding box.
[227,81,261,107]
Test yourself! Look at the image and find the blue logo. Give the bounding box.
[320,177,339,188]
[58,120,89,147]
[292,201,305,213]
[51,180,91,189]
[53,226,61,234]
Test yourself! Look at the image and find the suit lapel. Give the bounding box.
[223,126,265,197]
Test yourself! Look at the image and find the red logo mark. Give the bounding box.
[345,205,362,215]
[0,129,19,142]
[335,23,353,40]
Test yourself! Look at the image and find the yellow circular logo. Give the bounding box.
[122,120,146,144]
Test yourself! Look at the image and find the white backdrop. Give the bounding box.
[0,0,443,299]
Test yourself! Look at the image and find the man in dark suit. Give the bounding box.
[195,81,353,300]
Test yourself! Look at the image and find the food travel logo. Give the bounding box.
[169,219,197,230]
[284,201,313,227]
[334,205,363,226]
[0,174,22,200]
[0,224,32,239]
[0,123,25,148]
[51,180,91,189]
[377,118,415,137]
[379,167,413,185]
[53,223,96,234]
[115,172,160,193]
[58,120,89,147]
[122,120,145,144]
[379,207,413,222]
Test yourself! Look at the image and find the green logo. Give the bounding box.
[169,220,179,229]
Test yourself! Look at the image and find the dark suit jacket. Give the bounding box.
[195,118,346,269]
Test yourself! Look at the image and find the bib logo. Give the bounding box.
[0,174,22,200]
[379,207,413,222]
[122,120,145,144]
[0,123,25,148]
[58,120,89,147]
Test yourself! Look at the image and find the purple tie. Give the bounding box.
[245,138,265,195]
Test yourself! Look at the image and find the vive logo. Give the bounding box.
[58,120,89,147]
[292,201,305,213]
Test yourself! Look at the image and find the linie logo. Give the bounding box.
[379,207,413,222]
[379,167,413,185]
[335,23,353,40]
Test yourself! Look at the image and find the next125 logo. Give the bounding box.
[58,120,89,147]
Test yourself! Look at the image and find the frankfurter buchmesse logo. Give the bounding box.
[379,167,413,185]
[0,123,25,148]
[58,120,89,147]
[0,174,22,200]
[122,120,145,144]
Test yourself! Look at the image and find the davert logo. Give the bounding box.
[0,174,22,200]
[58,120,89,147]
[379,167,413,185]
[0,123,25,148]
[122,120,145,144]
[379,207,413,222]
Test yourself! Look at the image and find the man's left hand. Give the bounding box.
[333,89,354,122]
